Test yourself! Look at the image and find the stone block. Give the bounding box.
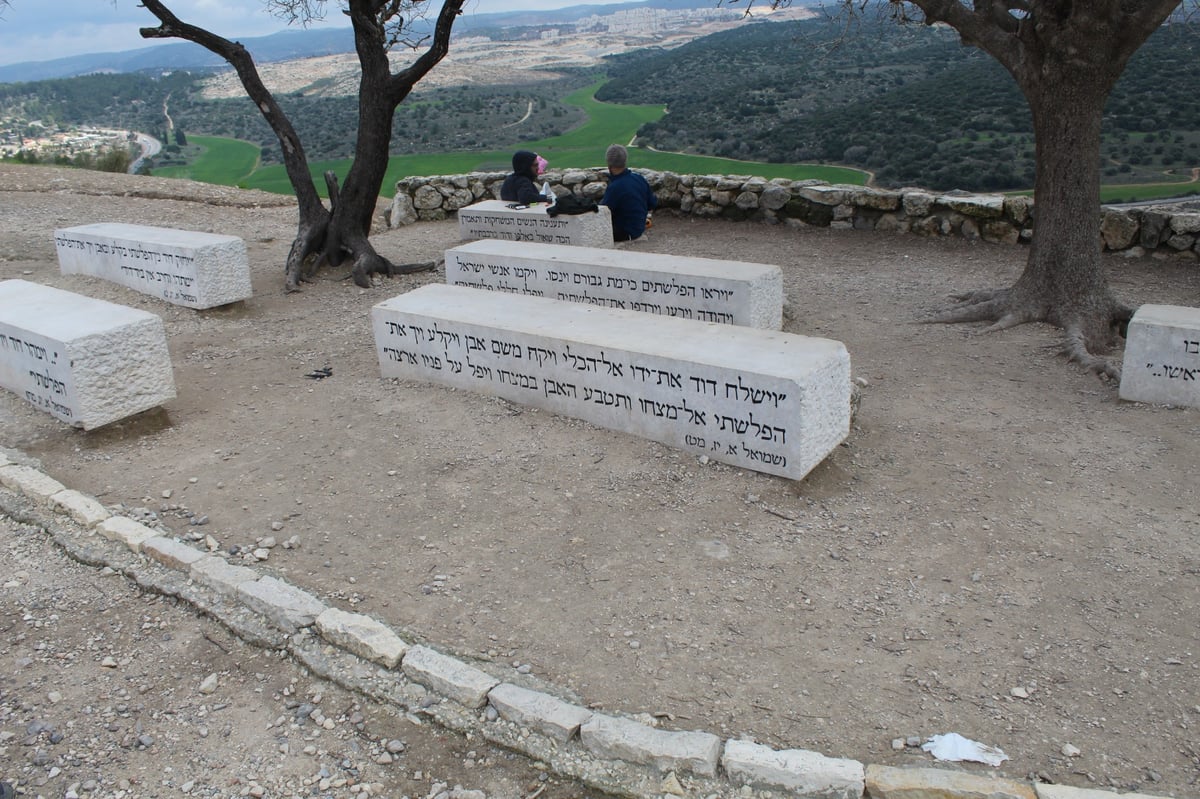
[237,575,326,632]
[372,284,850,480]
[0,280,176,430]
[401,645,499,708]
[0,464,66,503]
[55,223,251,309]
[458,200,613,249]
[722,740,864,799]
[445,240,782,329]
[190,556,260,598]
[487,682,593,743]
[1119,304,1200,408]
[866,765,1036,799]
[315,607,408,669]
[97,516,159,552]
[49,489,110,527]
[142,537,206,570]
[579,713,721,777]
[1035,784,1164,799]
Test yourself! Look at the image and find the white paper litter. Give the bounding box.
[921,732,1009,766]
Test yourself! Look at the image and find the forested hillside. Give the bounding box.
[599,18,1200,191]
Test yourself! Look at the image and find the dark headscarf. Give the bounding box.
[511,150,537,178]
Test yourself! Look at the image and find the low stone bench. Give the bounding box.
[55,222,252,309]
[1119,303,1200,408]
[371,284,849,479]
[0,279,176,430]
[445,240,783,329]
[457,200,613,249]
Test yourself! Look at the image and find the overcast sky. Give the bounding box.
[0,0,619,67]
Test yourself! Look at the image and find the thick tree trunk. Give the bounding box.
[933,77,1131,377]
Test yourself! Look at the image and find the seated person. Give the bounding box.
[600,144,658,241]
[500,150,552,205]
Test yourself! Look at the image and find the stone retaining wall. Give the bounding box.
[389,169,1200,260]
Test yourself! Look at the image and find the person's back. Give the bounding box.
[599,144,657,241]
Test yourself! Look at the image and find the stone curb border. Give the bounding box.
[0,449,1191,799]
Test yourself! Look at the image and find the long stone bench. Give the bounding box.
[0,279,176,430]
[1119,303,1200,408]
[458,200,614,248]
[371,284,850,479]
[445,240,783,329]
[55,222,252,309]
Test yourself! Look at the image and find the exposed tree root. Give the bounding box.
[927,287,1130,381]
[1062,325,1122,381]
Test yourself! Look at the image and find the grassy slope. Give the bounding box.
[237,81,867,196]
[154,135,260,185]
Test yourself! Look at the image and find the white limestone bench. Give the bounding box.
[457,200,613,249]
[55,222,252,309]
[0,280,176,429]
[1119,304,1200,408]
[445,240,783,329]
[372,284,849,480]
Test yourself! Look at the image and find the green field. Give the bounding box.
[154,135,260,184]
[184,81,870,195]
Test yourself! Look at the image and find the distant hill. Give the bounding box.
[598,17,1200,192]
[0,0,737,83]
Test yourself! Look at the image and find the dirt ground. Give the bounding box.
[1,163,1198,798]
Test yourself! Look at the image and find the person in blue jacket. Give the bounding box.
[600,144,658,241]
[500,150,551,205]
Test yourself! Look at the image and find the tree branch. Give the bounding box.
[137,0,325,221]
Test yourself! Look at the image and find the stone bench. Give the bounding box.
[55,222,252,309]
[371,284,850,479]
[0,280,176,430]
[1119,303,1200,408]
[445,240,783,329]
[457,200,613,249]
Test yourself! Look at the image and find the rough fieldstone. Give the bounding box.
[97,516,158,552]
[580,714,721,776]
[800,185,850,206]
[760,184,792,211]
[0,465,66,503]
[388,194,417,228]
[315,607,408,669]
[413,185,444,210]
[903,191,935,217]
[49,489,110,527]
[723,740,864,799]
[1003,195,1033,224]
[866,764,1036,799]
[1100,211,1139,250]
[1169,212,1200,234]
[936,193,1005,218]
[401,645,499,708]
[238,575,326,632]
[487,682,593,743]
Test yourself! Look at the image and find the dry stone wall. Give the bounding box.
[389,169,1200,260]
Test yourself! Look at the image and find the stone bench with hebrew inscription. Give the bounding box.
[0,280,176,430]
[372,284,850,480]
[445,240,783,330]
[457,200,613,249]
[55,222,252,309]
[1119,304,1200,408]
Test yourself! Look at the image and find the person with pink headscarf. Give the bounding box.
[500,150,552,205]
